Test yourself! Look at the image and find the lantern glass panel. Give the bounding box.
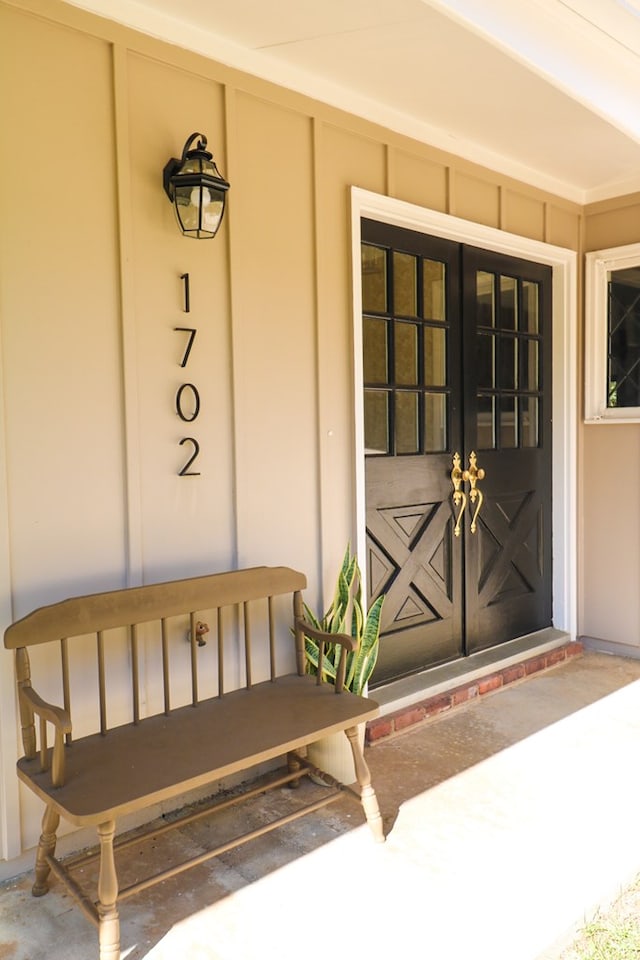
[174,184,225,238]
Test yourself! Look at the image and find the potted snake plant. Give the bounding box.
[301,545,384,781]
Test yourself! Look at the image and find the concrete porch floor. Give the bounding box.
[2,650,640,960]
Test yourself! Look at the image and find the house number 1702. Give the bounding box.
[174,274,201,475]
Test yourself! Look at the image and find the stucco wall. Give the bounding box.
[0,0,582,866]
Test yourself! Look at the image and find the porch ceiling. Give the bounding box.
[67,0,640,204]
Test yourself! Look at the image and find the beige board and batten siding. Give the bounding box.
[0,0,581,868]
[581,194,640,651]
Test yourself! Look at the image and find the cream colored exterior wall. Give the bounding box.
[582,195,640,648]
[0,0,583,867]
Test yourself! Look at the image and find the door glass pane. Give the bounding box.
[608,270,640,407]
[363,317,388,384]
[501,337,518,390]
[477,272,495,327]
[477,333,495,389]
[424,326,446,386]
[500,276,518,330]
[521,398,539,447]
[423,260,445,321]
[395,392,419,453]
[521,339,539,390]
[364,391,389,454]
[395,322,418,385]
[394,252,417,316]
[361,244,386,313]
[522,281,539,333]
[500,397,517,448]
[477,395,496,449]
[424,394,447,452]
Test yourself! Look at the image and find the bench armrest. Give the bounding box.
[19,686,71,788]
[294,617,356,693]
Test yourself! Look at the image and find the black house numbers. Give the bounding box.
[174,272,201,476]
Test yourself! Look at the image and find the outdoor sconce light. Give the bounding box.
[163,132,230,239]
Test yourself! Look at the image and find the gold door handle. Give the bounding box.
[450,452,467,537]
[462,451,485,534]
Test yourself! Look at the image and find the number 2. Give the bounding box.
[178,437,200,476]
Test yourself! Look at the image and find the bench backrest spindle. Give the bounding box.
[268,596,276,682]
[97,631,107,735]
[60,638,72,744]
[217,607,224,697]
[243,602,252,690]
[292,590,305,676]
[189,611,199,706]
[130,624,140,725]
[161,618,171,716]
[39,716,48,771]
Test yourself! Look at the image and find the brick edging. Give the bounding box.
[366,641,584,744]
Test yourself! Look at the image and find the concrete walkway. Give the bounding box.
[2,651,640,960]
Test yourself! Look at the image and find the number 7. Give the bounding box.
[174,327,197,368]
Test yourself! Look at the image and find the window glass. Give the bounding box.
[361,244,386,312]
[477,272,495,327]
[364,391,389,454]
[395,322,418,386]
[424,326,447,387]
[423,260,445,321]
[363,317,388,383]
[395,392,419,454]
[500,276,518,330]
[394,252,417,316]
[424,394,447,452]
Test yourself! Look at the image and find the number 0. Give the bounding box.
[176,383,200,422]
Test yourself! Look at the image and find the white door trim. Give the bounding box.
[350,187,578,649]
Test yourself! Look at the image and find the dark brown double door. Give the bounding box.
[362,220,552,687]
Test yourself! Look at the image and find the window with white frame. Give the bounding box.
[585,242,640,422]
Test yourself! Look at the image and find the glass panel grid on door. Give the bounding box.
[362,242,450,457]
[475,271,542,452]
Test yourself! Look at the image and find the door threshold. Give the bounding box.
[367,629,581,743]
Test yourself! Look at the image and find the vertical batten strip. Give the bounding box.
[112,44,144,588]
[60,638,72,745]
[97,631,107,735]
[243,602,252,689]
[161,618,170,716]
[268,597,276,681]
[130,624,140,724]
[190,612,198,706]
[217,608,224,697]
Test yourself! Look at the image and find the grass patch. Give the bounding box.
[561,877,640,959]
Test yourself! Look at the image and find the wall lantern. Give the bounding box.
[163,132,230,239]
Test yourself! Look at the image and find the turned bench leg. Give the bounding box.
[287,748,306,788]
[345,726,385,843]
[97,820,120,960]
[32,804,60,896]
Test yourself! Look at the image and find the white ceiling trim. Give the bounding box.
[63,0,640,205]
[422,0,640,145]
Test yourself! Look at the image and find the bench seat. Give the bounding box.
[18,674,379,825]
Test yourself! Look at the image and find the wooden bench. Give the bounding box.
[4,566,384,960]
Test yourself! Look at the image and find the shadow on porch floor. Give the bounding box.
[2,650,640,960]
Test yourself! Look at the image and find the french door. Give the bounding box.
[362,219,552,687]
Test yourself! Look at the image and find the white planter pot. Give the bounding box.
[306,724,366,785]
